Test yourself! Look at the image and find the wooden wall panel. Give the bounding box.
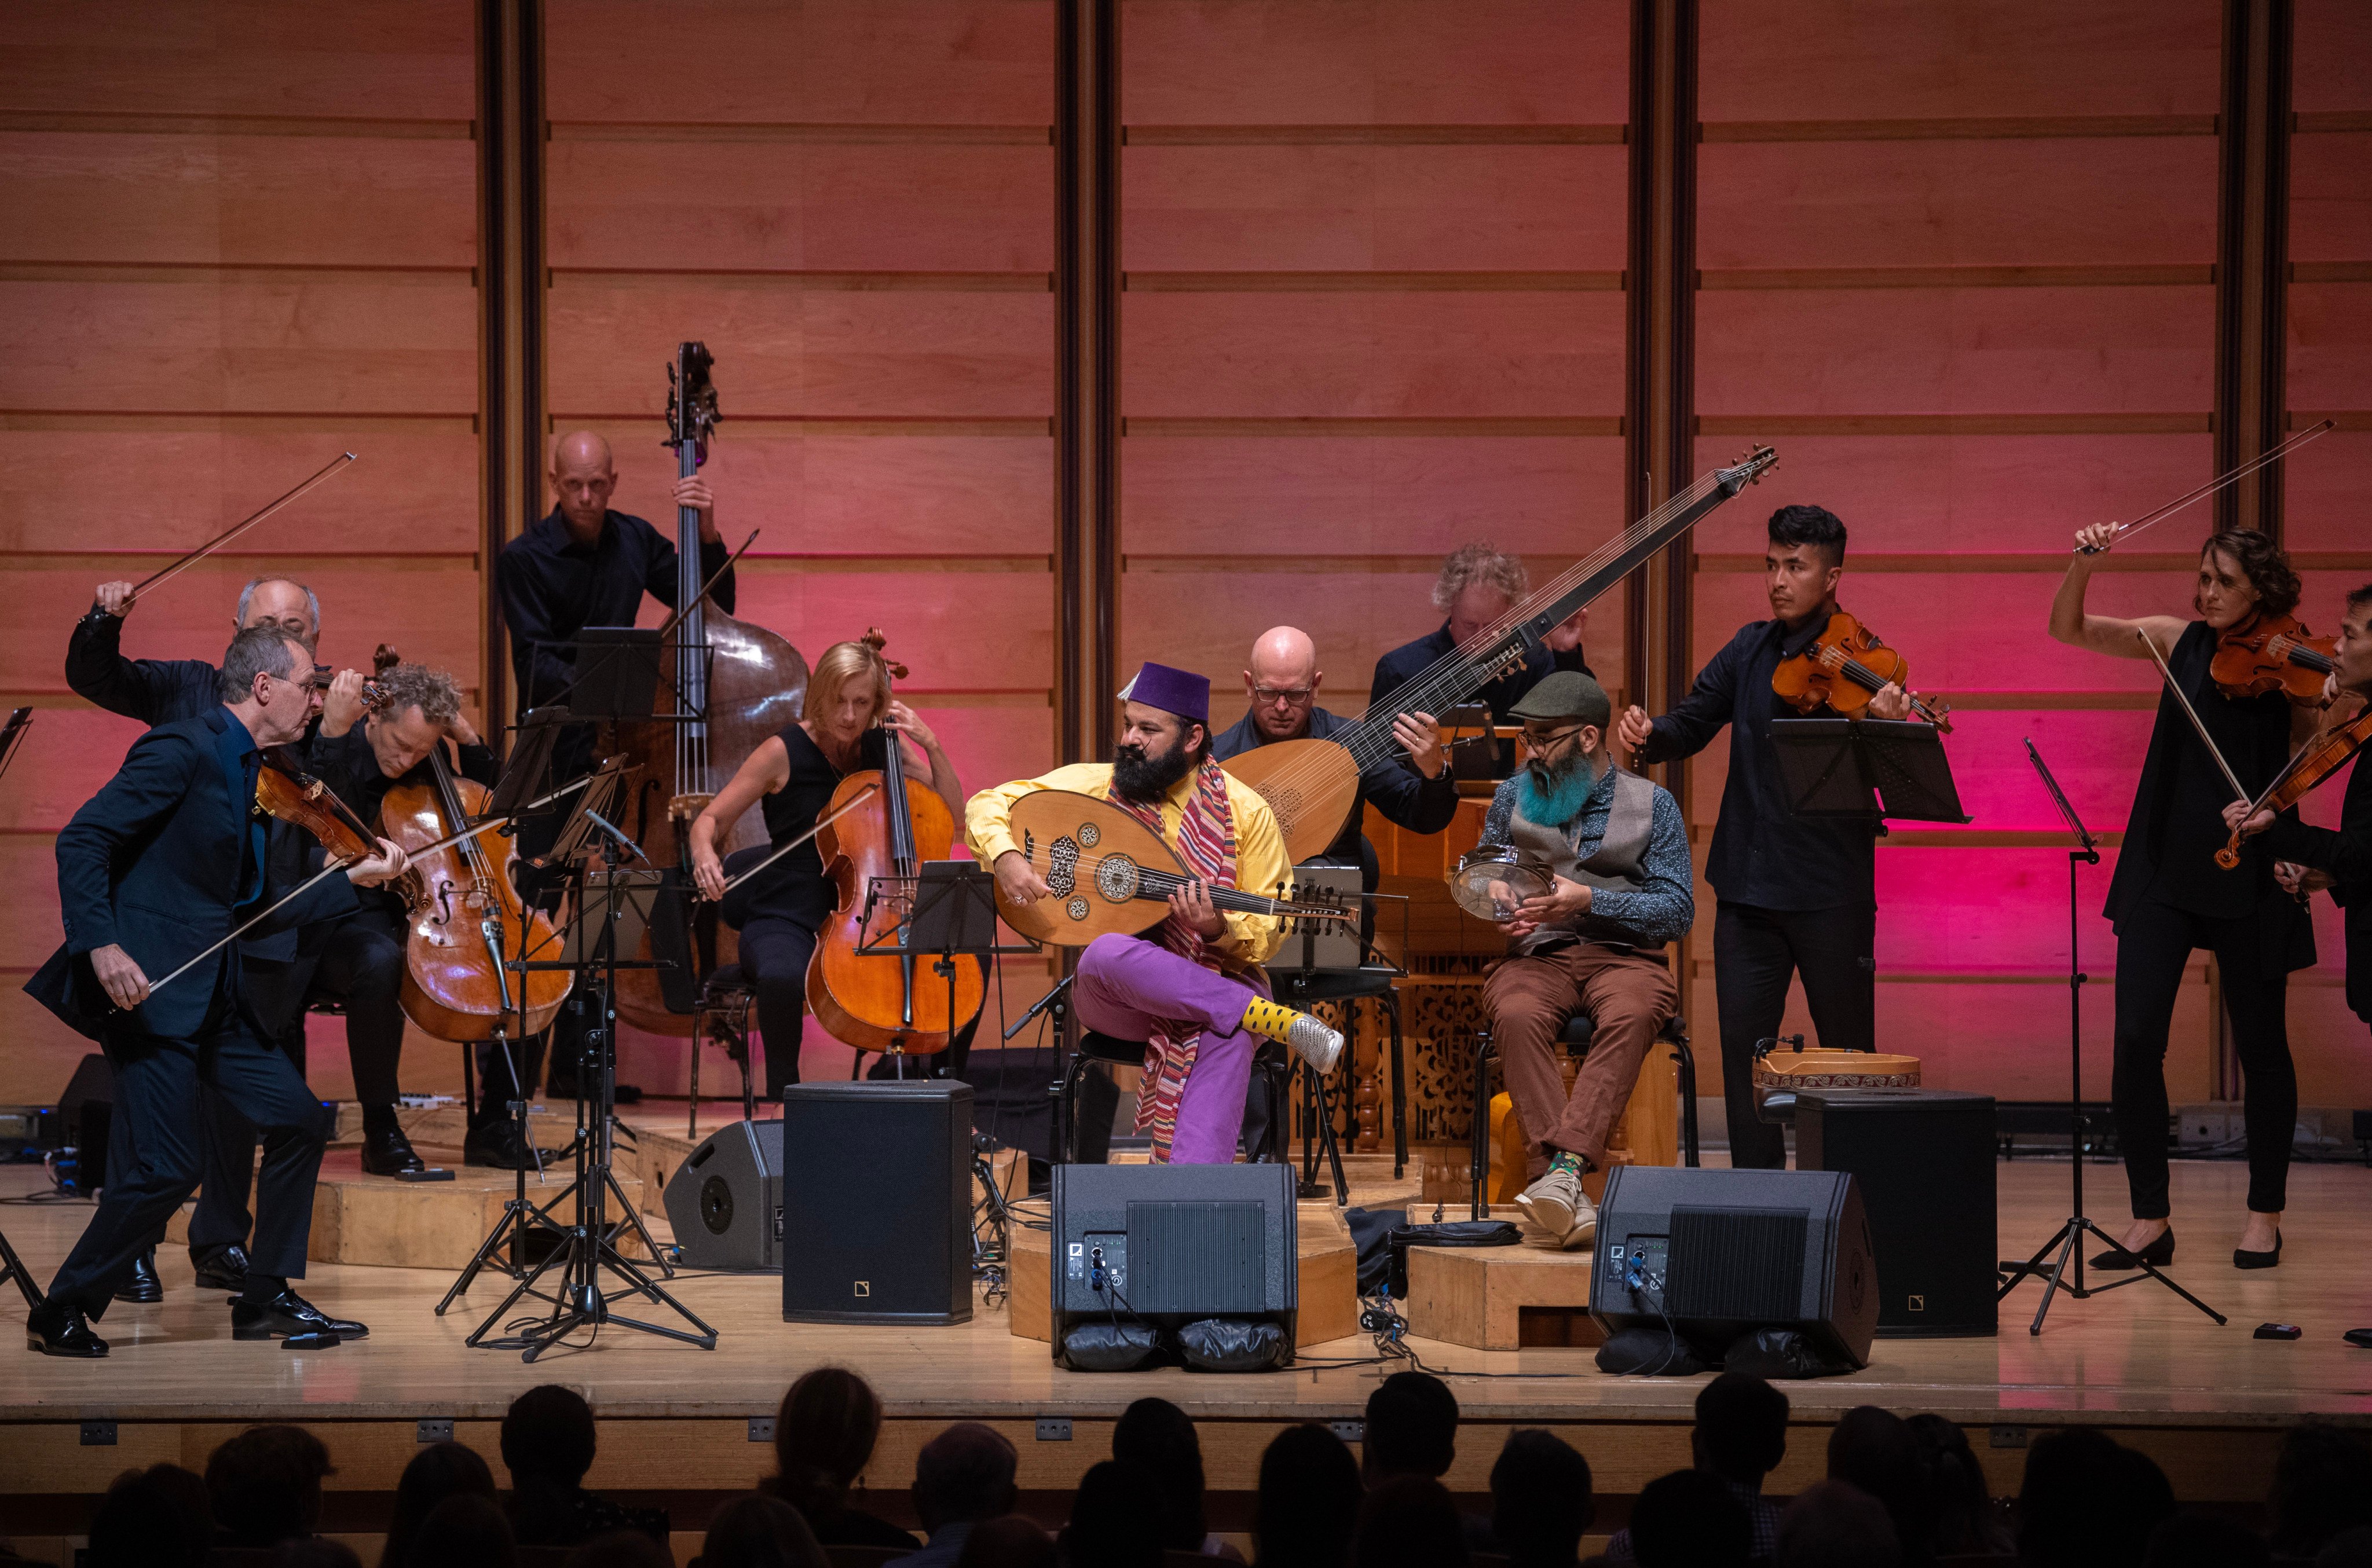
[1121,0,1627,123]
[1697,1,2221,120]
[1124,146,1627,272]
[0,2,481,1106]
[1123,294,1626,418]
[2292,0,2372,116]
[2286,4,2372,565]
[543,1,1056,125]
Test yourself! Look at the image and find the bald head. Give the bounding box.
[550,430,617,539]
[1244,625,1322,741]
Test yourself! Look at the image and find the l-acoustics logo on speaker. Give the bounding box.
[854,1281,870,1298]
[1908,1295,1925,1312]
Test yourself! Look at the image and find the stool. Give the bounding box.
[1272,962,1409,1178]
[688,962,760,1136]
[1054,1030,1350,1204]
[1469,1012,1697,1219]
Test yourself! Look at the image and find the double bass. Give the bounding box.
[806,631,985,1054]
[612,343,810,1035]
[365,649,574,1041]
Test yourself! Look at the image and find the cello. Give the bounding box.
[611,343,810,1035]
[365,649,574,1041]
[806,631,985,1055]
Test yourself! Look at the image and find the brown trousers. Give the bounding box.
[1481,942,1679,1177]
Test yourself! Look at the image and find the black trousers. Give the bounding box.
[2112,897,2296,1218]
[1714,899,1876,1171]
[52,982,331,1316]
[740,915,818,1100]
[166,957,310,1256]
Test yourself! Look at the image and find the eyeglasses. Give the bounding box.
[1252,687,1315,706]
[1520,723,1587,748]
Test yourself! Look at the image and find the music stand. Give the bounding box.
[861,862,1038,1074]
[486,706,570,818]
[1997,739,2225,1334]
[1769,717,1970,823]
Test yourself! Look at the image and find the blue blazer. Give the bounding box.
[25,709,358,1042]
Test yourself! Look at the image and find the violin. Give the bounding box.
[365,647,573,1042]
[806,629,984,1055]
[2217,702,2372,869]
[1771,611,1953,731]
[2210,611,2338,706]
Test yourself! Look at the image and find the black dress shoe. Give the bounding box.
[191,1243,251,1294]
[27,1300,109,1358]
[2091,1227,2176,1270]
[2235,1232,2283,1270]
[113,1248,163,1305]
[358,1121,426,1177]
[2344,1327,2372,1349]
[230,1289,368,1342]
[463,1122,547,1171]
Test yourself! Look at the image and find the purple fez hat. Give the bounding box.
[1118,661,1210,724]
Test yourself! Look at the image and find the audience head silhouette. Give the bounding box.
[2269,1425,2372,1558]
[1826,1404,1936,1557]
[1694,1372,1789,1485]
[206,1424,334,1548]
[1363,1371,1459,1483]
[1775,1479,1901,1568]
[1906,1412,2009,1557]
[774,1366,884,1517]
[2017,1427,2176,1568]
[87,1463,214,1568]
[1489,1429,1594,1568]
[1352,1474,1470,1568]
[502,1384,600,1489]
[1112,1397,1211,1551]
[1630,1467,1751,1568]
[956,1514,1057,1568]
[382,1441,497,1568]
[2141,1510,2273,1568]
[914,1422,1020,1536]
[408,1492,517,1568]
[694,1493,827,1568]
[563,1531,675,1568]
[1255,1423,1362,1568]
[1059,1459,1164,1568]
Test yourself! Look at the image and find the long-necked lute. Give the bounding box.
[1000,791,1354,946]
[1224,445,1779,859]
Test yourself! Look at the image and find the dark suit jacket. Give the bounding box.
[26,709,358,1042]
[1369,621,1593,774]
[2263,753,2372,1023]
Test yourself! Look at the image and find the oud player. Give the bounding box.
[967,662,1343,1164]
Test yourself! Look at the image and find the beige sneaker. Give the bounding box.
[1514,1163,1598,1250]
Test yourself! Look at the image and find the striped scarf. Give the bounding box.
[1109,757,1236,1163]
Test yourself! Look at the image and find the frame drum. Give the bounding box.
[1446,845,1553,922]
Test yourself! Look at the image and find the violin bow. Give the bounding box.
[125,452,360,605]
[713,782,880,897]
[2079,422,2335,554]
[2135,628,2251,803]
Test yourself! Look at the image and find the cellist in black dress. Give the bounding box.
[685,639,964,1098]
[2051,523,2319,1272]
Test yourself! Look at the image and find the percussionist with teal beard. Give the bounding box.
[1472,672,1695,1251]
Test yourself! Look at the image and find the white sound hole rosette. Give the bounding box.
[1095,854,1139,903]
[1078,821,1101,848]
[1066,896,1090,921]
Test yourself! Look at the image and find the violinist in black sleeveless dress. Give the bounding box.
[2052,524,2320,1271]
[687,639,965,1099]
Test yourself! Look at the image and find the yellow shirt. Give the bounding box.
[965,761,1290,969]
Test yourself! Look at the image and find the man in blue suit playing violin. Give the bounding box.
[23,625,409,1358]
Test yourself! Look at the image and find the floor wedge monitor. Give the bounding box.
[781,1081,973,1325]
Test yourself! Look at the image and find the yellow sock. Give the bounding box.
[1238,997,1312,1046]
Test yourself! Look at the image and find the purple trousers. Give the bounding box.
[1073,932,1267,1165]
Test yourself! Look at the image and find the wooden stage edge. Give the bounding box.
[3,1155,2371,1516]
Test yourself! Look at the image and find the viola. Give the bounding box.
[806,630,984,1055]
[2210,611,2338,706]
[363,649,573,1042]
[2217,702,2372,869]
[1771,611,1953,731]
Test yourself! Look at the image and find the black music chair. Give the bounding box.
[1271,960,1409,1180]
[1468,1010,1697,1219]
[687,961,760,1134]
[1054,1029,1348,1204]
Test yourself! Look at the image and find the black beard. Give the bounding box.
[1112,738,1196,802]
[1525,749,1590,792]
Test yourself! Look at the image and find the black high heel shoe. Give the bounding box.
[2091,1227,2175,1270]
[2234,1232,2282,1270]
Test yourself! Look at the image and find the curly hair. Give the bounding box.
[2200,529,2301,618]
[1432,543,1530,611]
[369,662,463,726]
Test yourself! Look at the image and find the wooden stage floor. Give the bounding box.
[3,1142,2370,1537]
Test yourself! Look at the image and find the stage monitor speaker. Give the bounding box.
[663,1119,782,1272]
[781,1082,972,1325]
[39,1054,113,1195]
[1591,1166,1879,1369]
[1797,1087,1998,1338]
[1050,1162,1297,1359]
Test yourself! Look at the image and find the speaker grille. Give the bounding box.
[1667,1206,1806,1320]
[1128,1201,1265,1313]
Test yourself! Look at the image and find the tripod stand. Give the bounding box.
[0,708,44,1308]
[459,809,716,1359]
[1997,739,2225,1335]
